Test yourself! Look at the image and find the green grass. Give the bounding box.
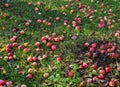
[0,0,120,87]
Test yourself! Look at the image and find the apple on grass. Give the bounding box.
[105,67,111,73]
[99,69,105,75]
[68,71,74,77]
[27,57,33,62]
[35,42,41,47]
[23,48,29,53]
[43,73,49,78]
[0,80,5,86]
[6,81,12,87]
[109,80,116,87]
[82,63,88,68]
[84,42,89,47]
[27,74,33,79]
[117,66,120,72]
[98,74,104,79]
[51,45,57,50]
[4,3,9,8]
[57,57,62,62]
[47,42,52,48]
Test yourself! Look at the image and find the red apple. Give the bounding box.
[37,2,43,6]
[76,0,79,2]
[86,78,92,83]
[35,42,41,47]
[10,38,16,43]
[117,66,120,72]
[85,52,91,57]
[32,56,38,61]
[48,37,53,41]
[32,62,37,66]
[91,43,97,48]
[72,21,76,24]
[111,46,116,52]
[61,6,65,10]
[68,71,74,77]
[100,44,106,50]
[6,81,12,87]
[93,76,99,81]
[42,19,46,24]
[107,48,111,53]
[23,48,29,53]
[52,33,56,37]
[4,3,9,8]
[13,36,17,39]
[8,53,13,57]
[25,22,30,26]
[42,40,47,43]
[90,47,95,52]
[108,42,113,47]
[64,20,68,24]
[101,50,106,54]
[27,74,33,79]
[92,64,97,69]
[8,56,13,60]
[41,36,47,41]
[77,19,81,24]
[27,57,33,62]
[98,23,103,29]
[99,69,105,74]
[36,47,40,52]
[54,38,60,42]
[0,85,4,87]
[69,0,72,2]
[72,23,77,27]
[75,26,81,30]
[105,67,111,73]
[79,3,83,9]
[71,3,74,6]
[56,17,60,21]
[6,48,11,53]
[59,36,64,41]
[12,42,18,47]
[114,32,119,37]
[27,19,32,23]
[0,80,5,85]
[44,8,48,11]
[37,19,42,23]
[109,80,116,87]
[12,28,16,32]
[42,54,48,59]
[70,9,75,13]
[6,44,12,48]
[47,22,51,26]
[84,42,89,47]
[82,63,88,68]
[98,74,104,79]
[47,42,52,48]
[110,53,117,58]
[51,45,57,50]
[57,57,62,62]
[18,45,24,50]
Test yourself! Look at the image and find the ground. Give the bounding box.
[0,0,120,87]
